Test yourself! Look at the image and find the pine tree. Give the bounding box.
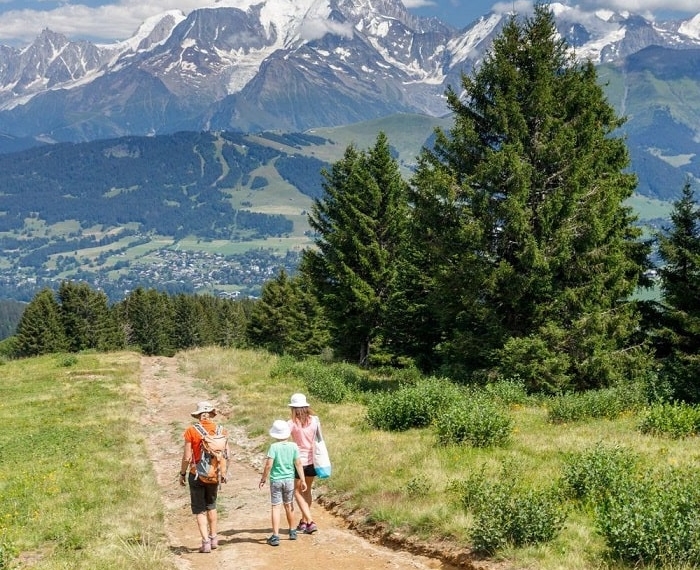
[406,4,650,390]
[656,180,700,401]
[14,288,68,357]
[301,132,409,365]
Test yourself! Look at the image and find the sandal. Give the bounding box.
[266,534,280,546]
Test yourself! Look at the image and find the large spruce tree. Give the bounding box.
[247,270,329,358]
[656,181,700,401]
[14,288,68,357]
[405,5,650,390]
[301,132,408,365]
[58,280,123,352]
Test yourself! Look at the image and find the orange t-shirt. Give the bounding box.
[184,418,227,468]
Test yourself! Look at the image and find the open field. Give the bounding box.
[5,347,700,569]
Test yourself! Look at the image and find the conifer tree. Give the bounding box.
[14,288,68,357]
[406,4,650,390]
[656,180,700,401]
[247,270,329,358]
[217,297,250,348]
[116,288,174,356]
[58,280,123,352]
[301,132,408,365]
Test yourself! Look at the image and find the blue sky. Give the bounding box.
[0,0,696,46]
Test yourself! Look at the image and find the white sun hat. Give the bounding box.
[269,419,291,440]
[288,393,309,408]
[191,401,217,417]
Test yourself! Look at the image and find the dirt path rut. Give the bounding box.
[140,355,461,570]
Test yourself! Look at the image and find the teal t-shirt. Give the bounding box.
[267,440,299,482]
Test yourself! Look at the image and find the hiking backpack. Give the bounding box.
[192,423,229,484]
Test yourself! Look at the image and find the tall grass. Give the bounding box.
[0,352,170,569]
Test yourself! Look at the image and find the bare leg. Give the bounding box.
[283,502,295,531]
[271,503,282,536]
[207,508,218,541]
[196,512,210,541]
[294,479,311,523]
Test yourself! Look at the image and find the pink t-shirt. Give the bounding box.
[288,415,318,466]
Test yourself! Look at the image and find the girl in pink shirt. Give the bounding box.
[287,393,320,533]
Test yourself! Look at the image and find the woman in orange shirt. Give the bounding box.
[179,401,229,553]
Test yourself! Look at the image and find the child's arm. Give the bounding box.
[259,457,272,489]
[294,458,308,492]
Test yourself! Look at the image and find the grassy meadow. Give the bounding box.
[4,347,700,569]
[0,352,169,570]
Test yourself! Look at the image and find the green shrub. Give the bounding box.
[561,443,637,502]
[269,355,299,378]
[434,394,512,447]
[547,383,647,423]
[366,377,463,431]
[471,480,566,554]
[596,468,700,566]
[638,402,700,439]
[483,377,530,406]
[304,363,350,404]
[446,466,489,510]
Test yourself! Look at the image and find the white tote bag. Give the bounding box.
[313,417,331,478]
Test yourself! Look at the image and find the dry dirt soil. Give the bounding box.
[140,355,506,570]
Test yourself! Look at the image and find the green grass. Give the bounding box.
[179,347,700,569]
[7,346,700,568]
[0,352,169,570]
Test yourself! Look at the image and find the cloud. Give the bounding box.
[0,0,215,45]
[400,0,435,8]
[300,16,353,41]
[574,0,698,13]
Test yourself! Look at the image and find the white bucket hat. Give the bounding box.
[269,419,291,440]
[288,393,309,408]
[191,401,217,417]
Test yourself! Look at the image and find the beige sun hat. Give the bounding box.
[269,419,291,440]
[288,393,309,408]
[191,401,217,418]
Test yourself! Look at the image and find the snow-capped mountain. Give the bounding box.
[0,0,698,145]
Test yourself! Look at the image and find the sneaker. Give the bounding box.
[289,529,298,540]
[296,520,307,532]
[199,540,211,553]
[209,535,218,549]
[266,534,280,546]
[304,521,318,534]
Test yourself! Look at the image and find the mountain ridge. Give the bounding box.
[0,0,698,145]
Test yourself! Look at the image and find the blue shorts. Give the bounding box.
[270,479,295,506]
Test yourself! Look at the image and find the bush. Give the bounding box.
[471,480,566,554]
[483,377,530,406]
[446,466,489,510]
[269,358,353,404]
[304,362,351,404]
[547,383,647,423]
[638,402,700,439]
[596,468,700,566]
[366,377,463,431]
[561,443,638,503]
[434,394,512,447]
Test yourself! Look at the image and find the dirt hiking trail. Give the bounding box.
[140,355,493,570]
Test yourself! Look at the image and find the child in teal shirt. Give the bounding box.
[259,419,313,545]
